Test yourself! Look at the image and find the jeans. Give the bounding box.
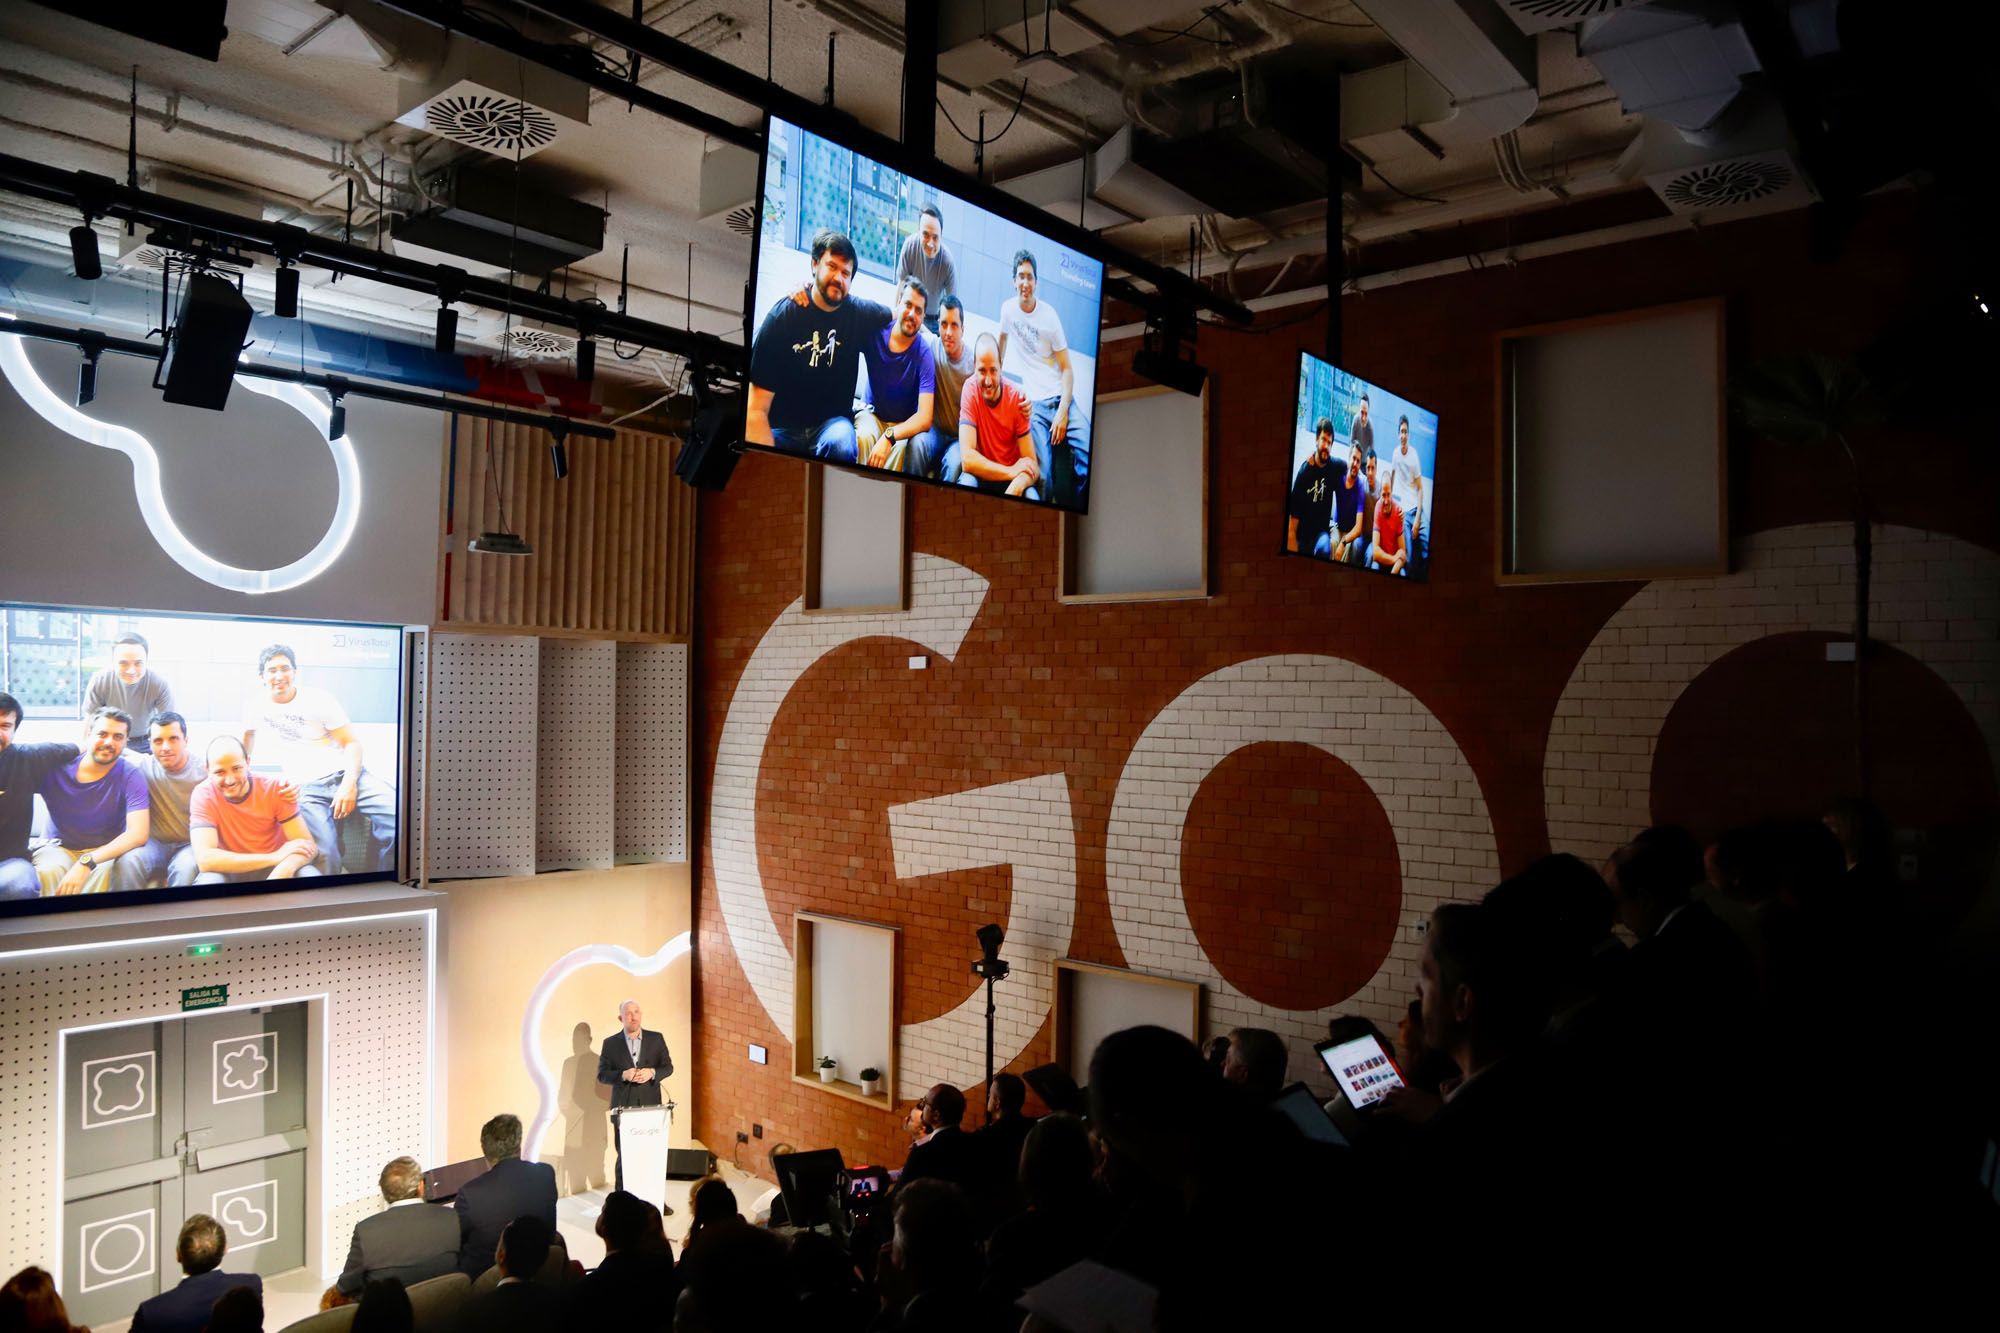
[0,857,39,900]
[195,865,323,885]
[1347,534,1372,568]
[299,770,398,875]
[770,417,858,464]
[1029,397,1091,509]
[1311,531,1334,560]
[938,441,963,485]
[111,837,201,893]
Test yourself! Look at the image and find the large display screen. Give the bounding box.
[745,115,1106,513]
[0,604,403,914]
[1286,353,1438,581]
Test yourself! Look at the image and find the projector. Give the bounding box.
[467,531,534,556]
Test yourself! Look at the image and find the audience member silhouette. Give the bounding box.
[455,1215,555,1333]
[349,1279,414,1333]
[980,1112,1107,1311]
[129,1214,262,1333]
[202,1285,261,1333]
[898,1084,979,1193]
[1218,1026,1288,1102]
[0,1266,87,1333]
[568,1189,675,1329]
[672,1216,791,1333]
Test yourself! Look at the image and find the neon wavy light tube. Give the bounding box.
[0,328,362,594]
[521,933,694,1163]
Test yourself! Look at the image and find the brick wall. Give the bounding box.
[690,192,2000,1174]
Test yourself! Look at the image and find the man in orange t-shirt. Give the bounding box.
[1372,485,1407,577]
[189,737,320,884]
[954,333,1040,500]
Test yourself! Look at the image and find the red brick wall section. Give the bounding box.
[689,193,2000,1176]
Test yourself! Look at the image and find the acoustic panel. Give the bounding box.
[0,911,432,1287]
[536,639,618,872]
[615,642,689,863]
[1063,385,1208,600]
[424,635,540,879]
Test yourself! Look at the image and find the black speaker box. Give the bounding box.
[673,388,745,491]
[160,273,254,409]
[666,1147,715,1180]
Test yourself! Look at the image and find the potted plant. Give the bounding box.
[816,1055,837,1083]
[858,1067,881,1096]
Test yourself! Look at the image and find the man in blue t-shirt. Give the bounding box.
[34,706,150,896]
[856,276,940,478]
[747,230,879,463]
[0,691,79,899]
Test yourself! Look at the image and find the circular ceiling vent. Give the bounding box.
[498,326,577,360]
[1662,159,1793,210]
[117,244,249,274]
[1504,0,1643,19]
[425,96,559,154]
[723,204,757,237]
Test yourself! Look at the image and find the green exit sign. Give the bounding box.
[186,942,219,957]
[181,984,228,1011]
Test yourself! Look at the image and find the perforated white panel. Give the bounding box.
[407,632,427,881]
[425,635,540,879]
[615,642,688,863]
[537,640,617,872]
[0,911,433,1285]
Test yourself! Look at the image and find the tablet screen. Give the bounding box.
[1272,1084,1349,1147]
[1317,1034,1405,1108]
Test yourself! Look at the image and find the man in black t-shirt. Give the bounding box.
[1287,417,1340,559]
[0,691,80,899]
[747,230,886,462]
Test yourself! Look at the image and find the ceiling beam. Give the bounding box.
[510,0,1252,323]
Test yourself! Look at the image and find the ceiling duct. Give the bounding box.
[392,161,606,275]
[694,143,762,238]
[393,28,590,159]
[1342,0,1539,155]
[1497,0,1659,38]
[116,174,269,275]
[934,0,1130,89]
[1578,0,1759,144]
[1614,95,1816,218]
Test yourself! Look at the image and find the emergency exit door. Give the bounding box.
[61,1003,309,1329]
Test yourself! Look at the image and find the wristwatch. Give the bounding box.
[79,852,98,869]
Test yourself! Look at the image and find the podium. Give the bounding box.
[611,1103,673,1212]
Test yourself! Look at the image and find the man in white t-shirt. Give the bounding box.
[995,249,1090,508]
[241,643,396,875]
[1389,414,1427,571]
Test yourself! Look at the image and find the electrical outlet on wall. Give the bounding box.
[753,1124,763,1138]
[736,1131,749,1144]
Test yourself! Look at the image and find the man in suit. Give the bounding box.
[454,1215,557,1333]
[453,1114,558,1277]
[130,1214,263,1333]
[596,998,674,1191]
[332,1155,459,1301]
[898,1084,979,1193]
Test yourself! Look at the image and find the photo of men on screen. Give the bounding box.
[748,117,1104,512]
[0,606,401,904]
[1287,356,1437,582]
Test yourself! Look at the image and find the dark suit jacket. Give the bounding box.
[898,1126,980,1192]
[337,1198,461,1296]
[566,1248,677,1330]
[455,1278,557,1333]
[129,1269,263,1333]
[597,1028,674,1109]
[453,1156,559,1276]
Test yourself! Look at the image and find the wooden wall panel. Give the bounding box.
[438,417,695,640]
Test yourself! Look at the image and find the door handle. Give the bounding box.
[193,1128,308,1172]
[63,1155,181,1202]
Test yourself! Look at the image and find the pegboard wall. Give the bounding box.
[406,633,427,881]
[410,635,687,879]
[537,640,618,872]
[421,635,541,879]
[615,642,689,862]
[0,910,433,1284]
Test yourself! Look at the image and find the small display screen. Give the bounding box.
[1316,1034,1407,1109]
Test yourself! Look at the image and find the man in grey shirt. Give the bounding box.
[928,294,977,483]
[114,710,205,892]
[895,205,958,335]
[82,633,175,755]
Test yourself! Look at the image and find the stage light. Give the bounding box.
[75,344,99,406]
[575,334,596,383]
[1132,303,1207,397]
[69,221,100,280]
[273,262,300,319]
[434,303,459,353]
[549,424,569,480]
[327,389,346,441]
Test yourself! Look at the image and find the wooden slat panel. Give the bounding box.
[434,416,695,640]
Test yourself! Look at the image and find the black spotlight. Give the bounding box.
[327,389,347,442]
[434,303,459,354]
[76,343,101,407]
[575,335,596,383]
[1132,305,1207,397]
[274,262,300,319]
[971,924,1010,1126]
[548,424,570,480]
[69,221,100,281]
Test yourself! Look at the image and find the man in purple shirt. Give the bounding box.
[34,706,150,896]
[854,276,940,478]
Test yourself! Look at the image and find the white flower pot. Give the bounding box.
[860,1078,881,1096]
[818,1066,837,1083]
